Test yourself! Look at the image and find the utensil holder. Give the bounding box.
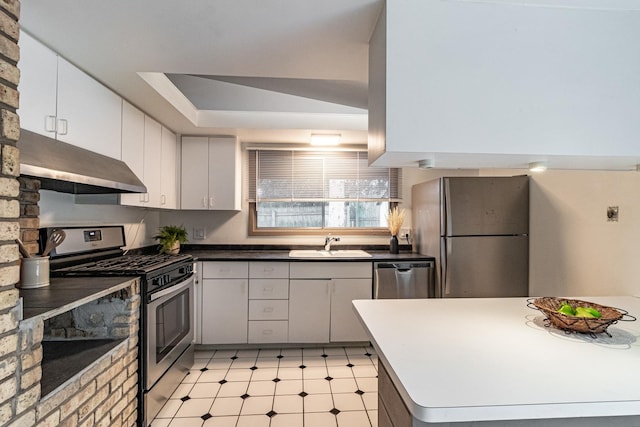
[19,256,50,288]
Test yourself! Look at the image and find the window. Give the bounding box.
[248,149,402,235]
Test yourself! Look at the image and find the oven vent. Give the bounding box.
[18,129,147,194]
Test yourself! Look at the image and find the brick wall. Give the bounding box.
[0,0,25,425]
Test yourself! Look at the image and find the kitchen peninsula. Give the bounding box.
[353,297,640,427]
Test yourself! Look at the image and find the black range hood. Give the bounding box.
[17,129,147,194]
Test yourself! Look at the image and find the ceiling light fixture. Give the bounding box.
[418,159,435,169]
[528,161,547,172]
[310,134,341,146]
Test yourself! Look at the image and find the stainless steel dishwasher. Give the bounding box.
[373,261,435,299]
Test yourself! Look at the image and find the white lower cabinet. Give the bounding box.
[289,279,331,343]
[289,262,372,343]
[201,262,249,344]
[198,260,371,345]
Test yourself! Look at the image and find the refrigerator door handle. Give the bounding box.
[441,238,450,297]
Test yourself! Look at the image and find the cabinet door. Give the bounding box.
[120,101,146,207]
[330,279,372,342]
[143,116,162,208]
[160,126,177,209]
[181,136,210,209]
[201,278,248,344]
[17,32,58,136]
[56,57,122,159]
[208,137,241,210]
[289,279,330,343]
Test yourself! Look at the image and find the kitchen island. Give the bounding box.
[353,296,640,427]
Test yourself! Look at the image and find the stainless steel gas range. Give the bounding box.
[42,226,194,427]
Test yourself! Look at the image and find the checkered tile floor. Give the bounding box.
[151,346,378,427]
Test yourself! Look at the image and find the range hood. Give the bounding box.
[18,129,147,194]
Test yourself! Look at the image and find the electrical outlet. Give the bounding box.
[400,228,412,242]
[607,206,619,222]
[193,227,206,240]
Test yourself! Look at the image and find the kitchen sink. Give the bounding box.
[288,249,372,258]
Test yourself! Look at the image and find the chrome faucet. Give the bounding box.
[324,235,340,251]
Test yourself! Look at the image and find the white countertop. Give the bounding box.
[353,296,640,424]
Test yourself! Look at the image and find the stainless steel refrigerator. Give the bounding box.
[412,176,529,298]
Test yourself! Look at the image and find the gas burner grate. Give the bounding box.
[56,253,192,274]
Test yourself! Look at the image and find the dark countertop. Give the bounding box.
[19,276,138,320]
[184,249,434,262]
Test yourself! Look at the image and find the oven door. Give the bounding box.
[146,274,194,390]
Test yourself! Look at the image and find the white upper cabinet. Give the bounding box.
[160,126,177,209]
[120,101,146,207]
[181,136,241,210]
[19,31,122,160]
[18,32,57,135]
[56,58,122,159]
[143,116,163,208]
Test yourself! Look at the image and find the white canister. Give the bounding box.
[19,256,50,288]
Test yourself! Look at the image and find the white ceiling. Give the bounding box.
[20,0,382,145]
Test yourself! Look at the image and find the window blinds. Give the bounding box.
[248,149,402,202]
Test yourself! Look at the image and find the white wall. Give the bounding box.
[529,170,640,297]
[39,190,160,250]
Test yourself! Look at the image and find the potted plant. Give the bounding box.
[154,225,188,254]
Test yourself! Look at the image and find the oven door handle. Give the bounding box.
[149,275,194,303]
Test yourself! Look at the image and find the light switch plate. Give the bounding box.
[193,227,206,240]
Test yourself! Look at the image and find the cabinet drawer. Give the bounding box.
[248,321,288,343]
[249,262,289,278]
[249,279,289,300]
[202,261,248,278]
[289,262,372,279]
[249,300,288,320]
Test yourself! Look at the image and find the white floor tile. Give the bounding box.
[253,358,279,368]
[303,366,329,379]
[277,367,303,380]
[210,396,244,416]
[273,394,303,414]
[355,377,378,393]
[323,347,348,356]
[156,398,182,419]
[325,356,350,366]
[183,371,203,384]
[240,395,274,415]
[171,383,194,399]
[336,410,372,427]
[332,392,366,412]
[304,412,338,427]
[195,350,216,359]
[150,418,171,427]
[207,359,233,370]
[236,414,271,427]
[236,349,260,358]
[274,379,303,395]
[212,350,237,359]
[301,347,325,357]
[277,357,302,368]
[345,346,369,356]
[351,365,379,378]
[258,349,282,357]
[168,417,204,427]
[189,382,222,399]
[303,393,334,413]
[280,348,302,356]
[326,365,354,379]
[329,378,359,394]
[230,358,258,369]
[225,368,253,382]
[250,367,279,381]
[217,381,249,398]
[198,369,228,383]
[369,410,378,427]
[174,398,214,418]
[302,356,327,366]
[202,415,238,427]
[303,379,332,394]
[270,413,303,427]
[192,360,209,370]
[247,380,277,396]
[362,392,378,410]
[348,355,376,366]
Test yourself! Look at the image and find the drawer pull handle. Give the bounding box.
[263,287,273,293]
[264,307,274,313]
[263,330,273,335]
